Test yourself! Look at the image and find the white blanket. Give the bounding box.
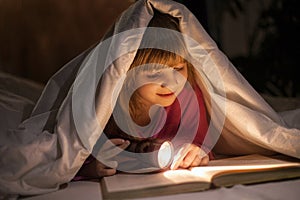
[0,0,299,196]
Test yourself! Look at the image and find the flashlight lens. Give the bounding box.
[158,141,173,168]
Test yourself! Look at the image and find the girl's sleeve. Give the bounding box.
[72,155,96,181]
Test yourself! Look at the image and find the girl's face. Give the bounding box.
[134,62,188,108]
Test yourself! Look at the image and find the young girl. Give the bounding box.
[2,0,299,196]
[75,11,213,179]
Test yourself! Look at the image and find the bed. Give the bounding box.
[1,70,300,200]
[22,179,300,200]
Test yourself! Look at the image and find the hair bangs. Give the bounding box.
[130,48,187,71]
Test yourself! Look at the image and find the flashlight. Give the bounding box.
[126,139,174,169]
[157,141,174,169]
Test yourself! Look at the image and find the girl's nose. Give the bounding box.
[160,69,179,88]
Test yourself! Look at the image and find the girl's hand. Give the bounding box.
[170,143,209,170]
[79,158,118,178]
[78,138,130,178]
[97,138,130,177]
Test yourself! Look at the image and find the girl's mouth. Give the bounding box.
[157,92,175,97]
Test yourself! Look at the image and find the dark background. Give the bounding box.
[180,0,299,97]
[0,0,299,97]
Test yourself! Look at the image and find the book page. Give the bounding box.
[104,169,211,193]
[102,154,300,194]
[190,154,300,180]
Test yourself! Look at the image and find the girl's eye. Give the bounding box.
[173,62,186,71]
[174,66,184,71]
[146,71,161,79]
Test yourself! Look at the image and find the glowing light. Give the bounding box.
[158,141,174,168]
[162,156,300,183]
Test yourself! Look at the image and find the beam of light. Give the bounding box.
[163,156,300,182]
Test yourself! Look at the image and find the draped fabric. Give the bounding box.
[0,0,299,196]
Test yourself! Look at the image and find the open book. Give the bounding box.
[101,154,300,199]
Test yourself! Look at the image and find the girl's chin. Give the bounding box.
[157,98,176,107]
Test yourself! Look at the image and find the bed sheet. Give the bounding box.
[1,71,300,200]
[0,71,44,130]
[20,178,300,200]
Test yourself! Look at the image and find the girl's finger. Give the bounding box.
[190,156,202,167]
[170,144,191,170]
[100,160,118,169]
[97,168,117,177]
[99,139,130,159]
[117,140,130,150]
[101,138,125,151]
[96,162,117,177]
[106,140,130,158]
[199,155,209,166]
[110,138,127,145]
[181,150,197,168]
